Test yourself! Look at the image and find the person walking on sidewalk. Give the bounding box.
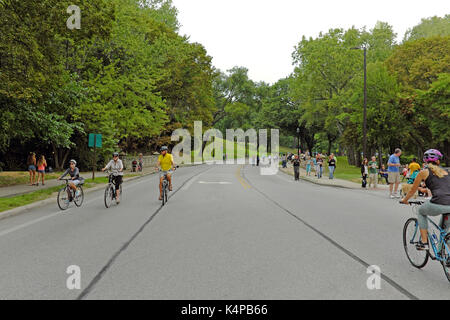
[328,154,336,179]
[27,152,37,186]
[292,154,300,181]
[316,154,324,179]
[368,156,378,189]
[36,155,47,186]
[361,158,369,188]
[388,148,402,198]
[305,154,312,176]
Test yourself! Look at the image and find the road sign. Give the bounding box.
[88,134,102,148]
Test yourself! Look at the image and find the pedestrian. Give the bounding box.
[409,158,420,175]
[328,154,336,179]
[292,154,300,181]
[379,164,389,185]
[27,152,37,186]
[36,155,47,186]
[368,156,378,189]
[361,158,369,188]
[317,154,324,179]
[312,155,317,176]
[305,154,312,176]
[282,154,287,168]
[388,148,402,198]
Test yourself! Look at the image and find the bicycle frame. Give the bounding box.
[410,216,450,262]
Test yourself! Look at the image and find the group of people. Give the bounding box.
[27,152,48,186]
[282,151,337,181]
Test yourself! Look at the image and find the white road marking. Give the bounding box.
[198,181,232,185]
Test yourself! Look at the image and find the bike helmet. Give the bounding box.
[160,146,168,152]
[113,152,119,157]
[423,149,443,163]
[69,159,77,165]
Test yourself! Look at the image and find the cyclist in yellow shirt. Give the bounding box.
[156,146,175,200]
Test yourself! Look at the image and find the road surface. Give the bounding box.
[0,164,448,299]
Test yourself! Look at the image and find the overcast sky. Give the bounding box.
[172,0,449,84]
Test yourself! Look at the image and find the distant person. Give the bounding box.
[282,154,287,168]
[27,152,37,186]
[409,158,420,175]
[138,153,144,172]
[379,164,389,185]
[368,156,378,189]
[328,154,336,179]
[361,158,369,188]
[58,160,84,203]
[388,148,402,198]
[316,154,324,179]
[292,155,300,181]
[305,155,312,176]
[36,155,47,186]
[313,155,318,177]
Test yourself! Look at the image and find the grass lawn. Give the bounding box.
[0,173,142,213]
[0,171,63,187]
[327,156,361,183]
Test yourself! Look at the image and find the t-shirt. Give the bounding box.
[328,159,336,167]
[158,153,174,171]
[387,154,400,173]
[61,167,84,181]
[292,159,300,167]
[409,162,420,174]
[368,161,378,174]
[105,159,124,176]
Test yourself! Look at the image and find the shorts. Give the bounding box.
[388,172,400,184]
[38,170,45,174]
[28,165,36,171]
[70,179,83,186]
[113,175,123,190]
[159,170,172,178]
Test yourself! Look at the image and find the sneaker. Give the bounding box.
[416,241,429,251]
[75,190,80,197]
[390,194,396,199]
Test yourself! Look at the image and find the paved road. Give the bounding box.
[0,164,448,299]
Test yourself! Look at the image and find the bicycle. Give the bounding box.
[402,200,450,282]
[158,167,177,206]
[104,170,123,208]
[57,178,84,210]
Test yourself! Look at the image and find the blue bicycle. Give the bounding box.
[402,200,450,282]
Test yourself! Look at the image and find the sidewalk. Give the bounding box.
[280,165,390,191]
[0,168,152,198]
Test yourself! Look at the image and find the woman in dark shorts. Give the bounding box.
[27,152,37,186]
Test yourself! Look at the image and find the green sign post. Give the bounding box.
[88,134,102,180]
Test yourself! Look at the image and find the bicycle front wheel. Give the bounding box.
[403,218,429,269]
[57,187,69,210]
[104,185,113,208]
[440,235,450,282]
[74,186,84,207]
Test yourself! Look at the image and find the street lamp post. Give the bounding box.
[351,46,368,159]
[296,127,300,157]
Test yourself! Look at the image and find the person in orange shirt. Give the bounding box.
[36,155,47,186]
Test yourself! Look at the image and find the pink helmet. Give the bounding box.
[423,149,443,163]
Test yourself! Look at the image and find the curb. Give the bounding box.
[279,168,356,190]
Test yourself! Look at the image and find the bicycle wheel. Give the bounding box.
[162,184,166,206]
[440,235,450,282]
[403,218,429,269]
[74,186,84,207]
[104,184,113,208]
[57,187,70,210]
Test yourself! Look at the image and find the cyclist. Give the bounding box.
[156,146,175,200]
[401,149,450,250]
[101,152,124,204]
[58,159,84,201]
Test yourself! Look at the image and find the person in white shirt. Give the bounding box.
[102,152,124,203]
